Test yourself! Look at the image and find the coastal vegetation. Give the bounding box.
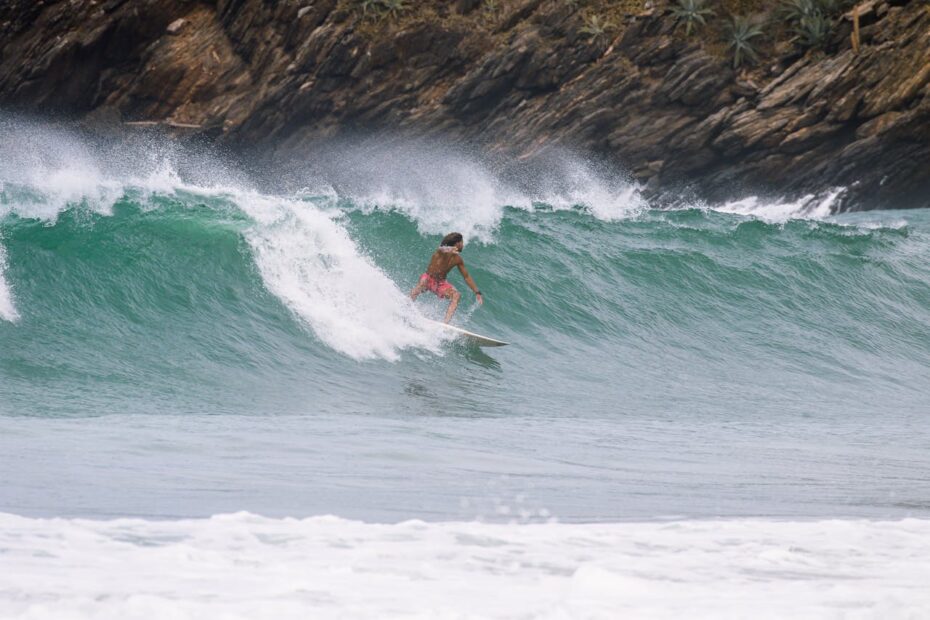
[724,14,764,68]
[355,0,409,20]
[665,0,858,65]
[345,0,861,69]
[580,14,614,41]
[671,0,716,36]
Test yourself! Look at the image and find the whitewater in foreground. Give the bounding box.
[2,513,929,619]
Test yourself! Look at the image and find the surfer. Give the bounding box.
[410,232,483,323]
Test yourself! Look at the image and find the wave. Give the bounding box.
[2,116,928,366]
[1,511,928,619]
[0,120,442,359]
[2,185,445,361]
[0,118,652,359]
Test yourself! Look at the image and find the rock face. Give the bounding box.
[1,0,928,209]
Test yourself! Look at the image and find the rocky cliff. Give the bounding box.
[1,0,928,209]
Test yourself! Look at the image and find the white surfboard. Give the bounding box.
[430,320,509,347]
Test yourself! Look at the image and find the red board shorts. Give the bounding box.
[419,273,456,298]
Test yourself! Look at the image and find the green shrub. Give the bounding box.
[793,11,831,48]
[724,15,764,68]
[778,0,818,23]
[357,0,384,16]
[671,0,715,36]
[580,14,613,42]
[381,0,407,18]
[354,0,407,20]
[779,0,848,20]
[779,0,840,49]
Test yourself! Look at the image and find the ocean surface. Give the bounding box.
[1,117,929,617]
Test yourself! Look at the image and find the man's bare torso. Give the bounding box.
[426,250,461,280]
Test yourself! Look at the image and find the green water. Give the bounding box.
[1,124,929,521]
[5,194,928,416]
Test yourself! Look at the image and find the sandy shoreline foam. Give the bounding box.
[1,512,928,619]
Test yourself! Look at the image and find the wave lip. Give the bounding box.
[713,189,843,222]
[1,512,928,619]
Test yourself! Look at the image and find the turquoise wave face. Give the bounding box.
[2,184,930,422]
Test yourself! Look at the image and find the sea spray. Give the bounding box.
[515,155,648,220]
[284,141,649,239]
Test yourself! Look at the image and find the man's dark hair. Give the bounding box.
[440,232,463,247]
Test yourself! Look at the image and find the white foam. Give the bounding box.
[237,190,438,360]
[336,160,518,242]
[714,189,843,222]
[0,512,928,619]
[0,242,17,322]
[303,145,646,242]
[0,120,127,221]
[530,157,648,221]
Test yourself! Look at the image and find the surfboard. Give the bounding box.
[430,320,509,347]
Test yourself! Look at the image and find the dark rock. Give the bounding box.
[656,50,731,106]
[0,0,927,209]
[455,0,481,16]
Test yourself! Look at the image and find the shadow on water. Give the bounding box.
[397,340,508,419]
[455,342,503,370]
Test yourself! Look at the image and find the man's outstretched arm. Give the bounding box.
[457,262,483,305]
